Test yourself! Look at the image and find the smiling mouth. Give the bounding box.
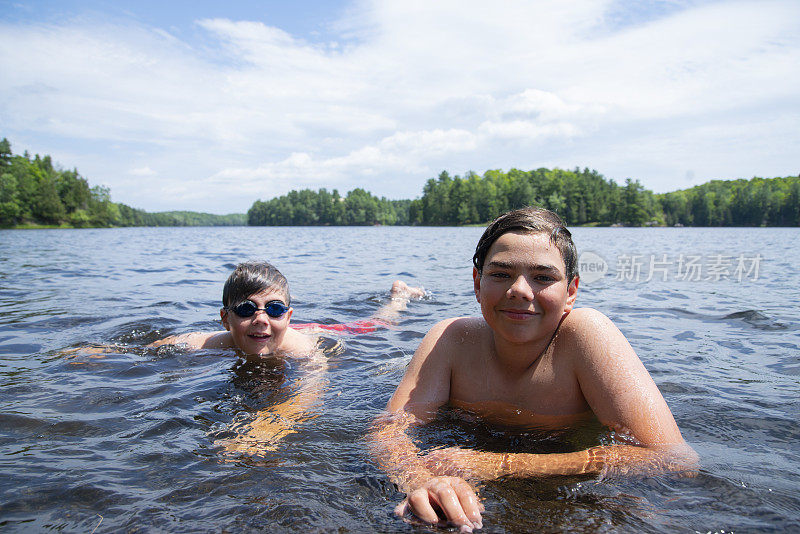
[248,333,271,340]
[501,309,537,319]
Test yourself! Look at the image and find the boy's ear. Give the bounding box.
[564,276,579,312]
[220,308,230,331]
[286,308,293,323]
[472,267,481,302]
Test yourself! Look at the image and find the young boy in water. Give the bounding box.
[152,261,424,453]
[369,207,698,532]
[153,261,425,355]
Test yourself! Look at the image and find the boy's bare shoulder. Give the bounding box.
[403,317,488,369]
[556,307,631,364]
[282,327,320,355]
[560,307,614,333]
[428,316,489,346]
[415,317,491,374]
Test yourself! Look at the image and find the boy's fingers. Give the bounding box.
[394,499,408,518]
[407,489,442,525]
[432,483,474,531]
[403,478,482,531]
[452,479,483,526]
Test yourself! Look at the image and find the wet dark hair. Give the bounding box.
[473,206,578,283]
[222,261,290,308]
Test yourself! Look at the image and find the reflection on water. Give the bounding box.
[0,226,799,532]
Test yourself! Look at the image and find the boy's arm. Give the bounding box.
[568,308,699,474]
[421,308,698,480]
[368,318,484,531]
[64,330,231,361]
[148,330,231,350]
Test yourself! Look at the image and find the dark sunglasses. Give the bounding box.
[226,300,289,319]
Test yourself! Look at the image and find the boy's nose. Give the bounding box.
[507,275,534,299]
[251,310,271,323]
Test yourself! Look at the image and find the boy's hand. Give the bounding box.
[397,476,483,532]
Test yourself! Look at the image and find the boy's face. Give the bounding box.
[220,288,292,356]
[473,230,578,346]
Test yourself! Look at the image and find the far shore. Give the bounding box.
[2,222,791,231]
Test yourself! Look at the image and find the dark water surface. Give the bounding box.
[1,226,798,532]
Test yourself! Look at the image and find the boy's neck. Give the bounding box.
[488,317,566,374]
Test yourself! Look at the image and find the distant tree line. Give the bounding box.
[406,168,654,226]
[659,177,800,227]
[3,135,797,229]
[0,138,244,228]
[247,188,411,226]
[249,168,800,227]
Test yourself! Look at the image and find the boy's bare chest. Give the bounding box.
[449,352,589,423]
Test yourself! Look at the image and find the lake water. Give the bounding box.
[0,226,798,533]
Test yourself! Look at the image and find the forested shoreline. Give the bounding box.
[248,169,800,227]
[2,136,797,229]
[0,138,244,228]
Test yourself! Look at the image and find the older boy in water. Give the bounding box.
[369,207,698,532]
[152,261,424,453]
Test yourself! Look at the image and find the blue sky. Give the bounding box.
[0,1,347,41]
[1,0,798,214]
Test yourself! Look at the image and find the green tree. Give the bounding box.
[621,178,651,226]
[57,169,92,213]
[32,174,66,224]
[0,138,11,168]
[0,172,21,225]
[88,185,120,226]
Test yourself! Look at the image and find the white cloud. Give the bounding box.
[129,166,157,177]
[0,0,798,212]
[480,120,582,141]
[379,129,477,156]
[500,89,601,121]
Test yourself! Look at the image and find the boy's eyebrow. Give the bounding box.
[486,260,562,273]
